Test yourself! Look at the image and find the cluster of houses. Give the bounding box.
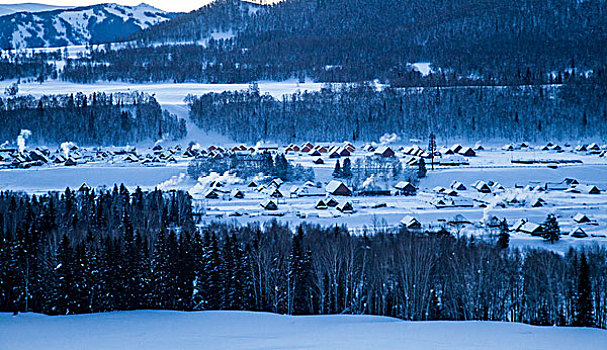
[522,178,602,195]
[512,213,602,239]
[202,177,419,216]
[285,141,356,159]
[399,211,602,239]
[0,143,194,169]
[241,179,356,214]
[502,141,607,156]
[425,176,603,211]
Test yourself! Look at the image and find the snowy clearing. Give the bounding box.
[5,78,325,104]
[1,311,606,350]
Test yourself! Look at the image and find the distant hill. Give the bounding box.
[0,3,70,17]
[0,3,179,50]
[62,0,607,85]
[130,0,269,44]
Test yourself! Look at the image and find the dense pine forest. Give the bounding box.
[58,0,607,84]
[0,187,605,328]
[0,93,186,145]
[0,50,59,82]
[187,82,607,143]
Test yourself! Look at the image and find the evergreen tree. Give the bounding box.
[332,160,341,178]
[202,233,223,309]
[417,158,427,178]
[274,154,290,180]
[497,219,510,249]
[55,234,74,315]
[342,158,353,179]
[574,253,594,327]
[289,226,313,315]
[542,214,560,244]
[428,133,437,170]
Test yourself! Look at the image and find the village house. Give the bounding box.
[517,222,543,236]
[458,147,476,157]
[374,146,395,158]
[326,180,352,196]
[400,216,422,230]
[395,181,416,196]
[451,181,467,191]
[450,144,463,154]
[448,214,471,226]
[473,181,492,193]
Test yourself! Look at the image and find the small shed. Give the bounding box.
[573,213,591,224]
[231,189,245,199]
[326,197,339,207]
[261,199,278,211]
[337,201,354,213]
[571,227,588,238]
[315,199,328,210]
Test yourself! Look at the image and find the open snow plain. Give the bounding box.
[2,310,606,350]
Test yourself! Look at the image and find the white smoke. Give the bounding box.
[17,129,31,153]
[188,171,243,197]
[60,142,76,158]
[158,173,187,190]
[154,138,165,148]
[380,133,400,145]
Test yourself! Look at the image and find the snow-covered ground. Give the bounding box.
[1,310,605,350]
[5,78,325,104]
[0,164,187,193]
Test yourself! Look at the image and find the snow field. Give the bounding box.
[1,310,606,350]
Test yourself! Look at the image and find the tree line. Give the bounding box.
[0,186,605,329]
[0,92,186,146]
[186,152,315,181]
[187,82,607,143]
[0,50,59,81]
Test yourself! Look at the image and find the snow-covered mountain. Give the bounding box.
[0,3,178,50]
